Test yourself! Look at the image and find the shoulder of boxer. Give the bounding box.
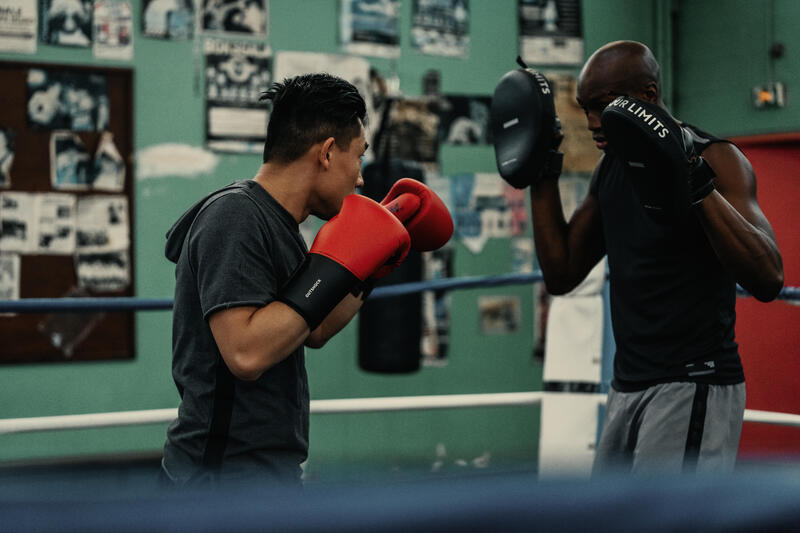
[696,141,757,199]
[166,184,255,264]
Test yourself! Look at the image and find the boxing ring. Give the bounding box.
[1,274,800,532]
[2,272,799,434]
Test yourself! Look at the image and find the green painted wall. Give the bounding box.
[673,0,800,137]
[0,0,662,480]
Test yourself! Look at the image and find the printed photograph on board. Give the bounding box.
[436,95,492,145]
[204,39,272,153]
[142,0,194,39]
[50,132,92,190]
[0,127,15,188]
[40,0,93,47]
[202,0,267,37]
[340,0,400,58]
[411,0,469,57]
[27,69,109,131]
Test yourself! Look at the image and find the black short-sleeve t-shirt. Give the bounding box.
[162,180,309,486]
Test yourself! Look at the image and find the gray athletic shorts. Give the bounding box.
[592,381,746,476]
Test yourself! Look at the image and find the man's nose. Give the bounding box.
[586,111,602,132]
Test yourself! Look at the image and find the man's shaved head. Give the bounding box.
[578,41,662,105]
[576,41,665,149]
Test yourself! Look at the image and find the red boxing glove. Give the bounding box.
[279,194,411,329]
[380,178,454,251]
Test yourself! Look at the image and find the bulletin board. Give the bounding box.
[0,61,135,364]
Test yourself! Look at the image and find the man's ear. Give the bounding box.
[318,137,335,169]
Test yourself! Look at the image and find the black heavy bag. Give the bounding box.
[358,158,424,374]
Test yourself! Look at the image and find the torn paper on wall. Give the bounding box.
[91,132,125,191]
[50,131,92,190]
[451,172,511,253]
[0,126,15,188]
[0,253,20,316]
[0,191,35,253]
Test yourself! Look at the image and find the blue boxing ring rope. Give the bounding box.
[0,270,799,435]
[0,271,798,313]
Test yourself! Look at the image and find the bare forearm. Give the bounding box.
[306,293,364,348]
[529,181,604,295]
[210,303,311,380]
[530,181,570,287]
[696,191,783,301]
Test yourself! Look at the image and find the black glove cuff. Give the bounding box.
[349,278,376,300]
[688,157,715,205]
[278,254,359,330]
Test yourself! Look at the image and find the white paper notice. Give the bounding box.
[0,0,38,54]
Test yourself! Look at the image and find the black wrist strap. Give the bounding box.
[540,150,564,181]
[689,158,716,205]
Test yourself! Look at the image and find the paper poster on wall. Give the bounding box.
[0,192,77,255]
[479,295,521,334]
[142,0,193,40]
[36,193,77,255]
[50,131,92,190]
[558,174,589,220]
[91,132,125,191]
[0,126,15,188]
[201,0,267,37]
[0,0,38,53]
[340,0,400,58]
[0,253,20,316]
[76,195,129,252]
[411,0,469,57]
[511,237,534,274]
[27,69,110,131]
[504,184,527,236]
[547,72,600,173]
[93,0,134,61]
[374,98,440,162]
[0,192,35,253]
[421,245,454,367]
[425,167,452,216]
[75,249,129,291]
[40,0,92,47]
[204,38,272,153]
[451,172,511,254]
[519,0,583,66]
[75,195,130,291]
[437,95,491,145]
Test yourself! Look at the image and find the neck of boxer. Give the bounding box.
[253,156,317,224]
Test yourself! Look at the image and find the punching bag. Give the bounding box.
[358,159,425,373]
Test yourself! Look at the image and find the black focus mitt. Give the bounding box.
[601,95,715,220]
[490,58,563,189]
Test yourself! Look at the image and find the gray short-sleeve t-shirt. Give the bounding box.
[163,180,309,486]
